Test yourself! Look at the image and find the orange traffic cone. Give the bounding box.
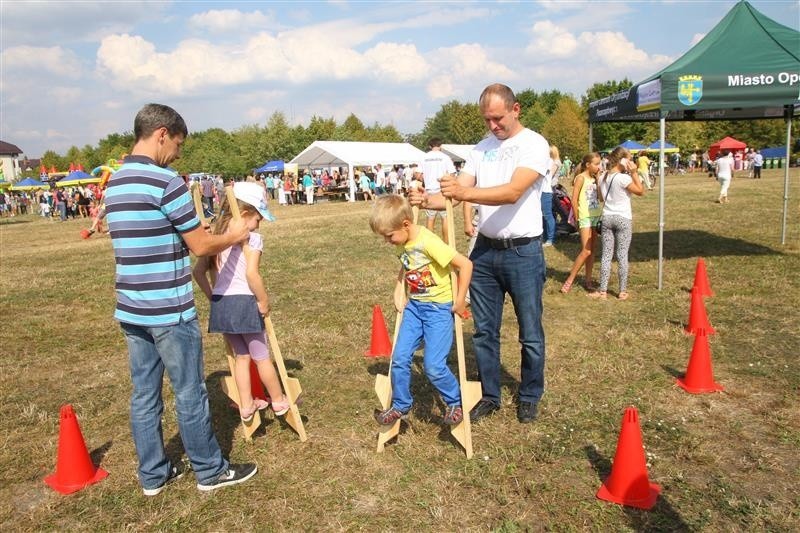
[676,331,724,393]
[685,288,715,335]
[597,406,660,510]
[692,258,714,298]
[249,359,268,401]
[364,304,392,357]
[45,405,108,494]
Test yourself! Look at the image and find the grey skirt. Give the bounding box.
[208,294,264,334]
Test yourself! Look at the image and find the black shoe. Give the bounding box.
[469,399,500,423]
[143,462,187,496]
[196,463,257,492]
[517,401,538,423]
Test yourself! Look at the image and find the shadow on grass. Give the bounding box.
[90,440,113,467]
[631,229,782,262]
[661,365,684,379]
[0,218,33,225]
[584,445,690,531]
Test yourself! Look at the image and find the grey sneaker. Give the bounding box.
[443,405,463,425]
[196,463,257,492]
[143,463,186,496]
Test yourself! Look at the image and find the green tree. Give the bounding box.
[41,150,67,172]
[520,101,549,133]
[541,98,588,161]
[582,79,651,150]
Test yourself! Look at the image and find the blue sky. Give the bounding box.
[1,0,797,157]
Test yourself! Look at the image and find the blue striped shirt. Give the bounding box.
[105,155,200,326]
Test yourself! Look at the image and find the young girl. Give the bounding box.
[591,147,645,300]
[561,152,602,293]
[193,182,288,422]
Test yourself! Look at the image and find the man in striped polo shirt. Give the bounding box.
[105,103,255,495]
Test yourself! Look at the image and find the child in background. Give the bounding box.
[369,195,472,426]
[561,152,602,293]
[193,182,288,422]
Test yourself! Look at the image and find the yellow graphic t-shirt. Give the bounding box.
[396,226,456,304]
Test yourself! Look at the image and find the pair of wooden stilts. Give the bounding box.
[193,184,307,443]
[375,201,482,458]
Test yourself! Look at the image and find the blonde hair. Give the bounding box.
[606,147,630,173]
[369,195,413,235]
[550,145,560,160]
[572,152,600,184]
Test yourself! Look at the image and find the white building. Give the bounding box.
[0,141,23,181]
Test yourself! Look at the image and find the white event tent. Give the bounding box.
[440,144,475,163]
[290,141,426,201]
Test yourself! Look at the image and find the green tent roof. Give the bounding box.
[589,1,800,122]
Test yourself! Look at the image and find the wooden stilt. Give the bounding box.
[445,198,481,459]
[264,316,307,442]
[219,341,262,442]
[375,312,403,452]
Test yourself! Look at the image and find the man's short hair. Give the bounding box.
[427,137,443,149]
[369,195,413,235]
[479,83,517,110]
[134,103,188,142]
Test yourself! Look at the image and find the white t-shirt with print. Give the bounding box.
[601,172,634,220]
[462,128,550,239]
[420,150,456,193]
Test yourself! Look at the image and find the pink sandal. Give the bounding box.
[271,395,290,416]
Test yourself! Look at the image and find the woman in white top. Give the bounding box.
[715,151,734,203]
[590,147,645,300]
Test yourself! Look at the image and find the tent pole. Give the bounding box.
[781,111,791,245]
[348,164,356,202]
[658,118,666,290]
[588,123,593,152]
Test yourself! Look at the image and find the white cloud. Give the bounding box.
[690,33,706,46]
[364,43,430,83]
[49,87,83,105]
[2,46,83,78]
[526,21,578,58]
[424,43,515,99]
[188,9,277,34]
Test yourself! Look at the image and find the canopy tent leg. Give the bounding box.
[658,118,666,291]
[588,123,594,152]
[781,111,791,245]
[348,164,356,202]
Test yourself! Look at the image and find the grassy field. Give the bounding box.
[1,168,798,531]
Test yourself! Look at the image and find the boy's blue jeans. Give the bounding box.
[390,299,461,412]
[121,318,228,490]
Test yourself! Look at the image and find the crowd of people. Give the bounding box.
[0,184,103,222]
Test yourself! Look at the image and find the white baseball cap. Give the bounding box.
[233,182,273,221]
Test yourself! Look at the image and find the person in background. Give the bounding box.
[715,150,734,203]
[637,151,652,190]
[752,149,763,179]
[560,152,602,293]
[419,137,456,243]
[590,147,645,300]
[541,145,561,247]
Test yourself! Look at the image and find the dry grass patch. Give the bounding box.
[0,168,798,530]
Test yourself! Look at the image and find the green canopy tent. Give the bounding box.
[588,0,799,288]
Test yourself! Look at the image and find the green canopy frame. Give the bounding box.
[588,1,799,289]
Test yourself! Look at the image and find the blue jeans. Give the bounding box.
[57,202,67,221]
[121,318,228,489]
[541,192,555,243]
[469,239,546,405]
[390,299,461,412]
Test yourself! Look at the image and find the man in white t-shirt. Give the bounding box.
[419,137,456,241]
[374,164,386,195]
[410,83,550,425]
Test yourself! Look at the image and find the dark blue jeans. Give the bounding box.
[541,192,555,243]
[121,317,228,489]
[469,239,546,405]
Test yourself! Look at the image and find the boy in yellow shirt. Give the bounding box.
[369,195,472,426]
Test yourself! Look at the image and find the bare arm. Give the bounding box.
[192,256,214,300]
[571,174,585,210]
[462,201,476,237]
[450,253,473,318]
[182,217,249,257]
[244,243,270,316]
